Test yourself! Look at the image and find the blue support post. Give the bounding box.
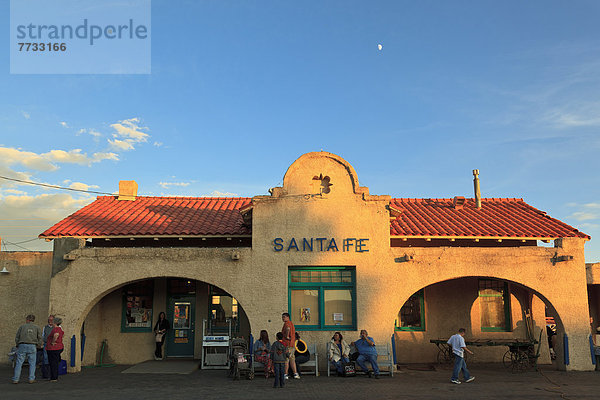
[70,335,76,367]
[590,335,596,365]
[81,334,86,362]
[391,334,396,364]
[563,334,569,366]
[249,333,254,366]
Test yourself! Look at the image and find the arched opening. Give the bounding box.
[394,276,564,369]
[79,276,250,366]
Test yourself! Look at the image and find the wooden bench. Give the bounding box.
[326,342,394,377]
[252,343,319,377]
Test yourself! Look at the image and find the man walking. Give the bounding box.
[352,329,380,379]
[12,314,43,384]
[281,313,300,380]
[447,328,475,384]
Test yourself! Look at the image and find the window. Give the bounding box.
[288,267,356,330]
[395,289,425,331]
[479,279,511,332]
[121,280,154,332]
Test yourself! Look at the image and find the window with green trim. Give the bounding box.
[289,267,356,331]
[395,289,425,331]
[479,279,511,332]
[121,280,154,332]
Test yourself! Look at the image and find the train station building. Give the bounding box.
[1,152,598,372]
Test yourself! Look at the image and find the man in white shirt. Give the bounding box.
[447,328,474,384]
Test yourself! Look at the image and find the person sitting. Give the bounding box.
[351,329,380,379]
[253,330,273,378]
[329,331,350,376]
[293,332,310,375]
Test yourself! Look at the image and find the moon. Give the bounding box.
[377,44,383,51]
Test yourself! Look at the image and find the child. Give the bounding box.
[270,332,287,388]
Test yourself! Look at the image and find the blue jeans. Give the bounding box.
[13,344,37,382]
[451,355,471,381]
[356,353,379,375]
[331,357,350,374]
[273,362,285,387]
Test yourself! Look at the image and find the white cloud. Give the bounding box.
[77,128,102,138]
[110,118,149,142]
[60,121,69,128]
[159,181,191,189]
[207,190,239,197]
[0,147,57,171]
[0,146,118,171]
[108,138,135,151]
[568,202,600,222]
[1,188,27,195]
[22,111,30,119]
[153,141,163,147]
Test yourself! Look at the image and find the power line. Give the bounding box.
[2,240,32,251]
[0,175,115,195]
[3,238,42,245]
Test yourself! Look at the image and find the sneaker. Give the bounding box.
[451,379,461,384]
[28,380,36,384]
[465,377,475,383]
[293,373,300,379]
[283,374,289,380]
[12,381,18,384]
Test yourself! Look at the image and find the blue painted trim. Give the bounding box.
[564,334,569,365]
[391,334,397,364]
[590,335,596,365]
[70,335,76,367]
[249,333,254,367]
[81,334,86,362]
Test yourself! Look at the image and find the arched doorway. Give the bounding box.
[393,276,564,369]
[79,277,250,366]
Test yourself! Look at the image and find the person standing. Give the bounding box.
[46,317,65,382]
[270,332,287,388]
[447,328,475,384]
[41,315,55,380]
[281,313,300,379]
[352,329,380,379]
[153,312,170,360]
[12,314,43,384]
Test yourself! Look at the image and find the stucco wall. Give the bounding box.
[46,152,594,372]
[0,251,52,364]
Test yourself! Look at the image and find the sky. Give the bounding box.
[0,0,599,261]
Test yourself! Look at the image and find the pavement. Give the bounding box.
[3,362,600,400]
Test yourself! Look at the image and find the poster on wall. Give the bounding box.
[333,313,344,322]
[300,307,311,322]
[125,306,152,328]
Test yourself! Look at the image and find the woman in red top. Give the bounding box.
[46,317,65,382]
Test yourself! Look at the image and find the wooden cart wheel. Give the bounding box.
[436,346,453,366]
[502,350,512,368]
[511,350,529,373]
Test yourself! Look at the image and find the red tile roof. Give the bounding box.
[40,196,589,240]
[390,198,589,239]
[39,196,252,238]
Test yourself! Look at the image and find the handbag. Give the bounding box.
[342,361,356,377]
[155,332,165,342]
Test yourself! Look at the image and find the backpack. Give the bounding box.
[342,361,356,377]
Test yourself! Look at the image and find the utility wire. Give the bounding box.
[4,238,42,245]
[2,240,32,251]
[0,175,115,195]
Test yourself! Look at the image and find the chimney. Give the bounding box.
[118,180,138,201]
[473,170,481,209]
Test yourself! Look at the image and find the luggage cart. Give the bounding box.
[201,319,231,370]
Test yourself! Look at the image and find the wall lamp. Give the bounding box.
[395,254,414,263]
[0,266,10,274]
[551,252,573,266]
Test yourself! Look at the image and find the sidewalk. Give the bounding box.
[3,362,599,400]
